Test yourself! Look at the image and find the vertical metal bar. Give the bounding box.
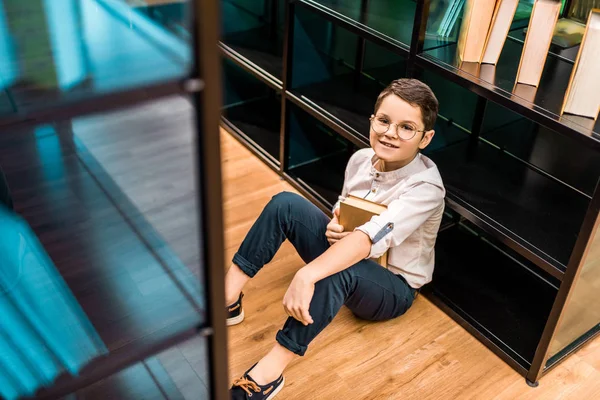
[527,177,600,384]
[407,0,430,77]
[353,0,369,90]
[190,1,229,399]
[280,0,295,172]
[470,96,488,139]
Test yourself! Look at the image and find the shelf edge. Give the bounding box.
[296,0,410,58]
[219,43,283,91]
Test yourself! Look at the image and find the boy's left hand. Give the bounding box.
[283,269,315,325]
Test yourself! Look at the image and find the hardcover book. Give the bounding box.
[339,195,388,267]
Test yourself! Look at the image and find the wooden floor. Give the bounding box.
[222,131,600,400]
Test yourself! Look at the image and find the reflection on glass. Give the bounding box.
[548,213,600,362]
[222,59,282,161]
[316,0,416,45]
[0,205,107,400]
[0,95,204,395]
[0,0,190,119]
[287,102,357,206]
[221,0,285,80]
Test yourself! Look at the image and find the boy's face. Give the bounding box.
[369,94,435,170]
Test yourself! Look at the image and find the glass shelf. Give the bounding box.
[222,59,281,163]
[480,101,600,198]
[306,0,416,47]
[286,101,358,207]
[290,4,408,144]
[425,137,589,274]
[0,0,190,124]
[221,0,284,82]
[428,219,559,369]
[0,96,204,397]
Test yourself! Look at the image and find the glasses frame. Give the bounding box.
[369,114,427,141]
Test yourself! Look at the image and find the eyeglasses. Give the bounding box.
[369,115,427,141]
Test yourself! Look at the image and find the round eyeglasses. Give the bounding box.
[369,115,426,141]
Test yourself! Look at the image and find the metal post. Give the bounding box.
[407,0,430,77]
[190,0,229,399]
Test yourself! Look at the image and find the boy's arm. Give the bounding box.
[283,231,371,325]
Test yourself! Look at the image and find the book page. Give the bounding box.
[563,11,600,118]
[517,0,561,86]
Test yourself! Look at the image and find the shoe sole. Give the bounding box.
[266,377,284,400]
[226,309,245,326]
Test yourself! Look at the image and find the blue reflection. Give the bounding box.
[43,0,87,90]
[0,0,16,88]
[0,0,189,112]
[0,205,107,400]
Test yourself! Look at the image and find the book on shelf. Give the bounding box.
[339,195,388,268]
[457,0,497,62]
[561,8,600,120]
[515,0,562,87]
[481,0,520,64]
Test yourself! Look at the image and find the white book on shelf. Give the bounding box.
[481,0,520,64]
[561,9,600,119]
[515,0,561,87]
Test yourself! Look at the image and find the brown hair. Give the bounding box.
[374,79,439,131]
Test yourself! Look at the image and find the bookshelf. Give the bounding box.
[220,0,600,386]
[0,0,227,398]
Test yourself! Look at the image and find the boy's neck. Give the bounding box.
[378,152,419,172]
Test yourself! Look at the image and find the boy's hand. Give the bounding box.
[326,208,350,245]
[283,269,315,326]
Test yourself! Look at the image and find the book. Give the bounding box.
[481,0,520,64]
[515,0,561,87]
[339,195,388,267]
[561,9,600,120]
[456,0,497,62]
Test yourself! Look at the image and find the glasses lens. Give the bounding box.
[372,118,389,134]
[398,126,416,140]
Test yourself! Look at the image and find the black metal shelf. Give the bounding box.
[220,43,283,91]
[221,0,284,83]
[296,0,410,58]
[222,96,282,165]
[425,221,559,371]
[301,0,416,48]
[426,139,589,278]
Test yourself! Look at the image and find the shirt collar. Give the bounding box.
[369,153,423,181]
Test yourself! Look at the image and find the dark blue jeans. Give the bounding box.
[233,192,416,356]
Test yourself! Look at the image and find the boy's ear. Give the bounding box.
[419,130,435,150]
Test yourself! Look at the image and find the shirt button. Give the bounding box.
[375,173,380,178]
[371,188,376,193]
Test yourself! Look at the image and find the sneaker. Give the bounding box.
[230,364,285,400]
[226,292,245,326]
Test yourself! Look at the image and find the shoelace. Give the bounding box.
[232,377,261,396]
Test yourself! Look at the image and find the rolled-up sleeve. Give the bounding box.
[355,182,444,259]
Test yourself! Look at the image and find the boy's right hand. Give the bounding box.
[326,208,350,245]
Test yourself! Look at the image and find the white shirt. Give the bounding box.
[333,149,446,288]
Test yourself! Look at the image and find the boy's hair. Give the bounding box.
[374,79,439,131]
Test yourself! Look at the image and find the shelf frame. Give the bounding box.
[0,0,228,397]
[220,0,600,386]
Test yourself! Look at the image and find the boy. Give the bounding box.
[226,79,445,399]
